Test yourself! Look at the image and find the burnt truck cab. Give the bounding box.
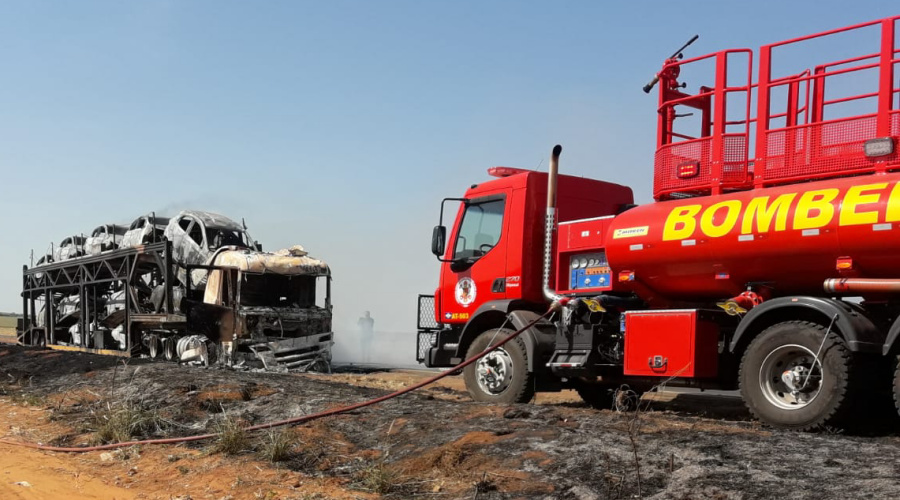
[185,245,333,371]
[418,166,634,370]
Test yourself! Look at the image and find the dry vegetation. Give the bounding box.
[2,345,900,499]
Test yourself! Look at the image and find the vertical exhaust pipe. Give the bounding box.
[543,145,563,303]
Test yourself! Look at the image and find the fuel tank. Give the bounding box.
[604,173,900,302]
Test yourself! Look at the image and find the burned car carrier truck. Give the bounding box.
[20,210,334,372]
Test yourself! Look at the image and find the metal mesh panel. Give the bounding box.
[653,135,750,200]
[654,137,712,198]
[762,114,896,183]
[417,294,440,330]
[722,135,750,182]
[417,331,436,362]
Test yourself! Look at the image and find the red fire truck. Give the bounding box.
[417,16,900,430]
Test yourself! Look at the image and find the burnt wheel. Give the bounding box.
[463,328,535,404]
[148,335,161,359]
[163,337,176,361]
[739,321,857,430]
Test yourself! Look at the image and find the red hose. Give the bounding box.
[0,304,561,453]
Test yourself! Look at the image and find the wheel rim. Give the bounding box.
[164,338,175,361]
[475,348,514,395]
[758,343,823,410]
[149,336,160,359]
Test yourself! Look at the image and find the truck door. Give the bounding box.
[439,193,509,324]
[190,268,237,343]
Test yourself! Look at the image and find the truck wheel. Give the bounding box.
[575,382,643,411]
[739,321,856,430]
[463,328,535,404]
[892,357,900,417]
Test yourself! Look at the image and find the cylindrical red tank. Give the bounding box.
[605,172,900,303]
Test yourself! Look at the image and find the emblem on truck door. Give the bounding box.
[455,277,476,307]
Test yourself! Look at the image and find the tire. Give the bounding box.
[575,382,643,412]
[463,328,535,404]
[892,356,900,417]
[739,320,857,430]
[31,329,46,347]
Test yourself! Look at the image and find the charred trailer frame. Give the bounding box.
[21,241,181,356]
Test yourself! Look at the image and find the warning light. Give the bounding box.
[618,271,635,282]
[864,137,894,158]
[488,166,531,178]
[676,160,700,179]
[836,257,854,270]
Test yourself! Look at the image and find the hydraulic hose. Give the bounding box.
[0,302,566,453]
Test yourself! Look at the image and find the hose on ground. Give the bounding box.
[0,302,564,453]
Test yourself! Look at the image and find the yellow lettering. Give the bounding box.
[885,182,900,222]
[793,188,839,230]
[740,193,796,234]
[839,183,888,226]
[663,205,702,241]
[700,200,742,238]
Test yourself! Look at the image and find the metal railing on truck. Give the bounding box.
[654,16,900,200]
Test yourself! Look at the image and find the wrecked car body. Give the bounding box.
[54,236,86,261]
[164,210,256,290]
[121,214,170,248]
[85,224,128,255]
[185,245,333,371]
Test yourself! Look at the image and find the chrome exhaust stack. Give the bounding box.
[543,145,564,304]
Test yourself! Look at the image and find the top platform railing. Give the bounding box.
[653,16,900,200]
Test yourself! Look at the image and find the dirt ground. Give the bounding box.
[2,346,900,499]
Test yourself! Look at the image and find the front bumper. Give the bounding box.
[244,331,334,372]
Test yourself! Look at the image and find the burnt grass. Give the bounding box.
[3,345,900,499]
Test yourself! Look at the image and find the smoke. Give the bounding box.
[330,312,421,368]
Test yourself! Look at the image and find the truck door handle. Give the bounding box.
[648,355,668,370]
[491,278,506,293]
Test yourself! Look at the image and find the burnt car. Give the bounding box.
[164,210,255,288]
[85,224,128,255]
[34,254,54,266]
[54,236,86,262]
[121,214,170,248]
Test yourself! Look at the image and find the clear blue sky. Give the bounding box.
[0,1,896,332]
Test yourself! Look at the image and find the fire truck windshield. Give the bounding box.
[452,198,505,261]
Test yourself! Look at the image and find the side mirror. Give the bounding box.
[431,226,446,257]
[254,240,262,251]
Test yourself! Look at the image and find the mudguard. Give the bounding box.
[728,296,882,354]
[453,299,551,371]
